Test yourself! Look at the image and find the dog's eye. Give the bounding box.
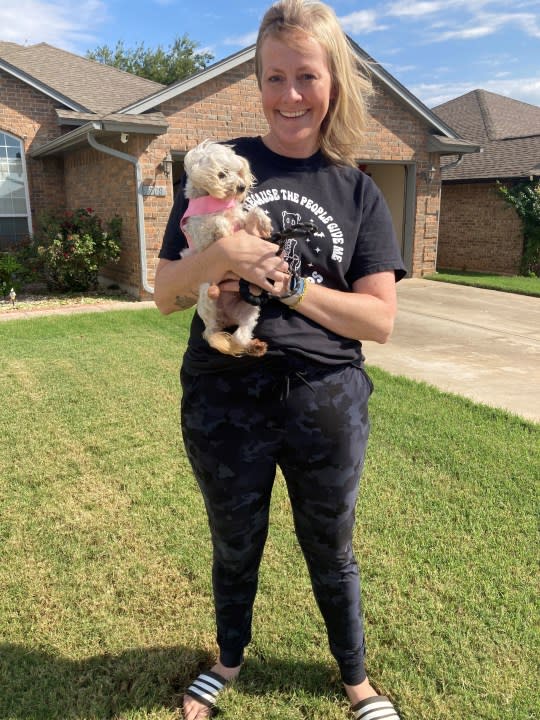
[218,171,228,179]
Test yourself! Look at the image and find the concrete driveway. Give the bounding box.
[363,278,540,423]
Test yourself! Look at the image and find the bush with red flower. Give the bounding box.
[34,207,122,292]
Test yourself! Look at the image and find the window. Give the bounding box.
[0,131,31,249]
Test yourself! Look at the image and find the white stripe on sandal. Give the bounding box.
[352,695,400,720]
[185,670,228,709]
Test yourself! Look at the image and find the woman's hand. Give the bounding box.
[154,229,290,315]
[216,273,292,300]
[216,231,290,296]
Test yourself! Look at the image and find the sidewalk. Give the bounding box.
[363,279,540,423]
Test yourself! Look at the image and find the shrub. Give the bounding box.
[498,180,540,277]
[35,207,122,292]
[0,252,27,298]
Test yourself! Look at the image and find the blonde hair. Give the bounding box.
[255,0,372,166]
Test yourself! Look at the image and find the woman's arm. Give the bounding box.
[154,230,290,315]
[288,271,398,344]
[215,270,399,343]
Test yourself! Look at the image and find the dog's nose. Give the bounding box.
[237,184,246,193]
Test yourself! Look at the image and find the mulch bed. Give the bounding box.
[0,283,137,315]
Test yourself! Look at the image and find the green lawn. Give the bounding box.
[425,270,540,297]
[1,309,538,720]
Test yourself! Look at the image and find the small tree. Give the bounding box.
[86,35,213,85]
[498,179,540,276]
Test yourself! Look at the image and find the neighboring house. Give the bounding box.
[433,89,540,275]
[1,40,479,298]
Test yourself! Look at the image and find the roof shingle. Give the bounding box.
[0,41,164,114]
[433,89,540,181]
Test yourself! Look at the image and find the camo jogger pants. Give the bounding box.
[180,359,373,686]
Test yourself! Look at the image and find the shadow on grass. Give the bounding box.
[0,643,336,719]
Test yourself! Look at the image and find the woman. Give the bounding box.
[155,2,406,718]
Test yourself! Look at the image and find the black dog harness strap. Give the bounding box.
[239,222,317,306]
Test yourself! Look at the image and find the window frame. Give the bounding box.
[0,130,33,245]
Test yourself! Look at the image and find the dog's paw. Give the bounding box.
[245,208,273,239]
[207,283,220,300]
[244,339,268,357]
[206,332,267,358]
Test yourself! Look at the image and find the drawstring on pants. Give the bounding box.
[278,370,316,402]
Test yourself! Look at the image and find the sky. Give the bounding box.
[1,0,539,109]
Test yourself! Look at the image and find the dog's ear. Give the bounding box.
[239,155,255,190]
[184,147,196,175]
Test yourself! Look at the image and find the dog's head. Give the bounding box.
[183,140,254,202]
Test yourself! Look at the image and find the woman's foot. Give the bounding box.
[344,679,400,720]
[183,661,241,720]
[343,677,378,706]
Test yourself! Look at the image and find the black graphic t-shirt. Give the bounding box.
[160,136,407,373]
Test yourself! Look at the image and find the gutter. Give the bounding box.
[30,117,167,157]
[427,135,481,155]
[86,131,154,295]
[30,121,102,157]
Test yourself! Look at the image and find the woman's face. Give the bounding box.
[259,33,334,158]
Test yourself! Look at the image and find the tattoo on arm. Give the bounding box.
[174,294,196,310]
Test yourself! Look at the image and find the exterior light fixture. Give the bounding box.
[161,152,173,178]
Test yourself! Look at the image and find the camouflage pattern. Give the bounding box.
[180,360,373,684]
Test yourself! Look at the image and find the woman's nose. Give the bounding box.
[282,83,302,101]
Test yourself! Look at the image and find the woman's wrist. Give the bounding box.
[213,235,236,271]
[279,276,310,308]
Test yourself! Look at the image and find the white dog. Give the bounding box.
[180,140,273,357]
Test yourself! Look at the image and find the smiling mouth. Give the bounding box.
[279,110,309,118]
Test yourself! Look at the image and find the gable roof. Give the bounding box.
[0,41,164,114]
[433,90,540,181]
[121,42,479,154]
[121,46,256,114]
[9,38,479,159]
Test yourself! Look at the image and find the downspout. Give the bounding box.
[440,153,464,172]
[87,131,154,294]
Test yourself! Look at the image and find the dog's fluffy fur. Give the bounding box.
[182,140,273,357]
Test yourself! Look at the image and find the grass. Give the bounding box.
[425,270,540,297]
[0,308,538,720]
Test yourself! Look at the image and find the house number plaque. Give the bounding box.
[142,186,166,197]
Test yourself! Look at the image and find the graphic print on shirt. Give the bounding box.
[244,188,345,285]
[281,212,302,277]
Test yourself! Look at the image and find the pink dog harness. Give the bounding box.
[180,196,238,248]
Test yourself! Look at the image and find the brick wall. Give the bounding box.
[365,82,441,277]
[64,138,140,291]
[0,70,66,235]
[438,182,523,274]
[64,130,177,297]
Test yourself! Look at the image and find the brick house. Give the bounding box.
[433,89,540,275]
[1,40,479,298]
